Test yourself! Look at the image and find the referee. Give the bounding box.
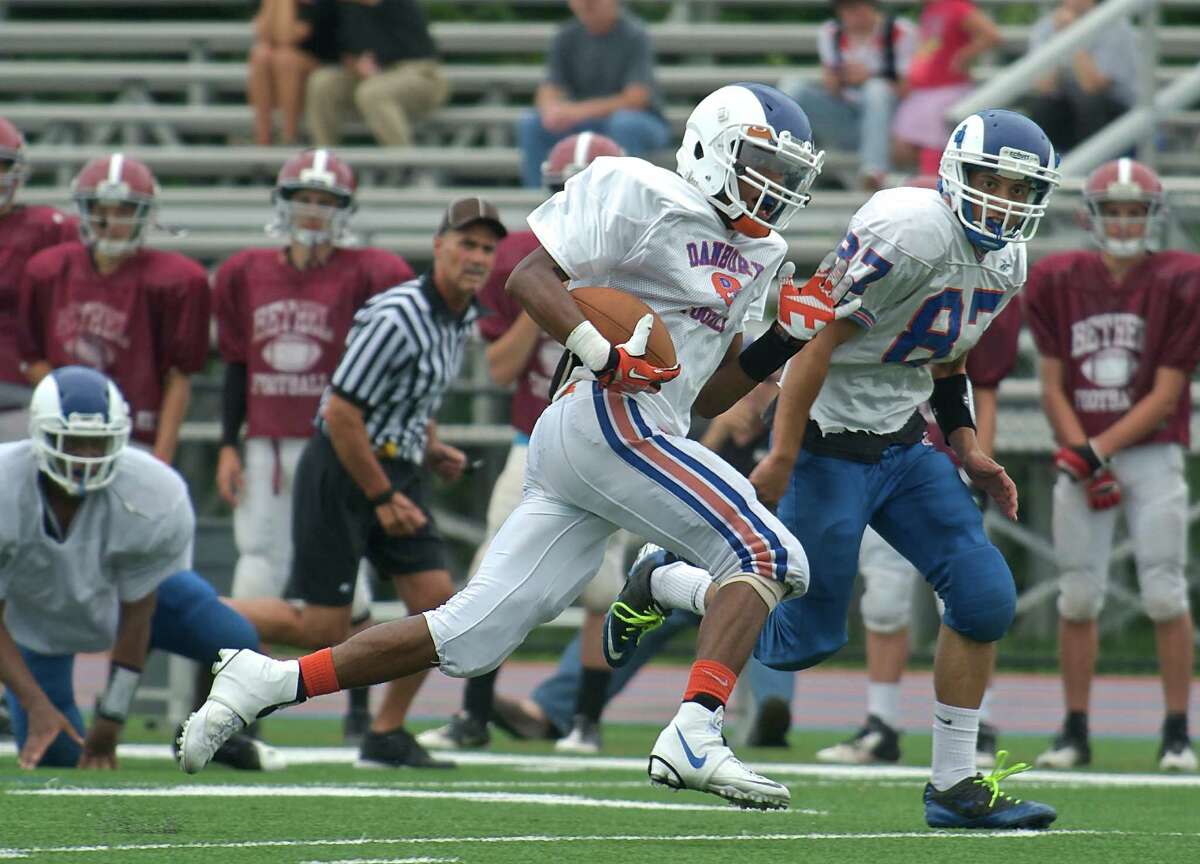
[228,197,507,768]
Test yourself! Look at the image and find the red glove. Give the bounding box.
[1085,470,1121,511]
[775,261,862,342]
[1053,442,1104,482]
[595,314,681,394]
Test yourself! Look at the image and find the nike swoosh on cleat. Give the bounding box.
[675,726,707,769]
[935,715,953,726]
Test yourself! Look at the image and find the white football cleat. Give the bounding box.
[648,702,790,810]
[1160,740,1198,772]
[177,649,302,775]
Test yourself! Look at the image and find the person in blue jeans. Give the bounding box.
[516,0,670,187]
[0,367,268,769]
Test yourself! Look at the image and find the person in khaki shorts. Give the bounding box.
[305,0,448,147]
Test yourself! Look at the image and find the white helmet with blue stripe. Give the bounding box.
[28,365,131,496]
[939,109,1060,251]
[676,82,824,237]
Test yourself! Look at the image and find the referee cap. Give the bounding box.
[438,197,507,238]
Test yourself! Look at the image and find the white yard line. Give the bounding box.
[0,829,1184,859]
[8,784,826,815]
[300,859,460,864]
[3,741,1194,788]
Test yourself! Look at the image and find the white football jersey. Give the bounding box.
[810,187,1025,434]
[527,156,788,436]
[0,443,194,655]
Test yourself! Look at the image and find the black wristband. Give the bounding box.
[738,323,805,382]
[368,489,394,507]
[221,362,248,447]
[1071,442,1104,473]
[929,372,976,443]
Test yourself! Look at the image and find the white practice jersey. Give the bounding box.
[810,187,1025,434]
[528,156,788,437]
[0,443,194,654]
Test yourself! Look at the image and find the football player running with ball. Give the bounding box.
[607,109,1062,828]
[1026,159,1200,773]
[180,82,859,810]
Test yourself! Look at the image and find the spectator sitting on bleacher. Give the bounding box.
[248,0,339,146]
[891,0,999,175]
[1024,0,1137,154]
[516,0,670,188]
[305,0,448,148]
[779,0,916,192]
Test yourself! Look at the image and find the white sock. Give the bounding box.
[650,562,711,615]
[978,687,995,724]
[930,701,979,791]
[866,682,901,728]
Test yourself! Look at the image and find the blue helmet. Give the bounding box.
[939,109,1061,251]
[676,82,824,236]
[28,365,131,495]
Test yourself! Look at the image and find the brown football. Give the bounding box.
[571,286,676,368]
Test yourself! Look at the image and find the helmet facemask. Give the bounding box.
[1086,196,1164,257]
[76,196,154,257]
[710,125,824,233]
[0,153,29,209]
[269,187,356,248]
[31,414,130,496]
[940,147,1059,251]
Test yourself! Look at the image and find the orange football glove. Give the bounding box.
[1085,469,1121,511]
[775,261,862,341]
[595,314,681,394]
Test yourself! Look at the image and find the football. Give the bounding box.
[570,286,676,368]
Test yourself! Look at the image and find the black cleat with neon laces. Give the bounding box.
[924,751,1056,829]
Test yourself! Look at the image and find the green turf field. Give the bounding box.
[2,720,1198,863]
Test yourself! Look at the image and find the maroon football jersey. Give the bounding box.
[0,206,78,385]
[1025,250,1200,446]
[18,242,211,443]
[477,230,564,438]
[214,246,414,438]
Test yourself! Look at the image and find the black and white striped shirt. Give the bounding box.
[322,273,478,464]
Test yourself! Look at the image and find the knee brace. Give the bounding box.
[721,573,788,612]
[938,544,1016,643]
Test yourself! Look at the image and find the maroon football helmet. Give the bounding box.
[0,116,29,208]
[270,148,357,246]
[71,153,159,256]
[1083,158,1165,256]
[541,132,625,191]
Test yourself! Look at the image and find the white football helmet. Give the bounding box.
[29,366,131,496]
[939,109,1060,251]
[676,82,824,236]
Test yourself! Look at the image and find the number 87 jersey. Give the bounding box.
[811,186,1025,435]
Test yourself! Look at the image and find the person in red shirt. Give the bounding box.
[17,154,209,465]
[892,0,1000,174]
[213,148,415,740]
[417,132,629,755]
[1025,158,1200,772]
[0,117,78,443]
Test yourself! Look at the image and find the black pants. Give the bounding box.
[290,432,446,607]
[1027,89,1128,153]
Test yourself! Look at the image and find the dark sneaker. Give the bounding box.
[554,714,602,754]
[1035,730,1091,769]
[491,694,557,741]
[172,725,285,771]
[924,751,1056,829]
[603,543,674,668]
[415,712,491,750]
[976,722,999,770]
[816,714,900,764]
[746,696,791,748]
[358,727,455,769]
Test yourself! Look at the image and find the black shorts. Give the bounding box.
[291,432,447,607]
